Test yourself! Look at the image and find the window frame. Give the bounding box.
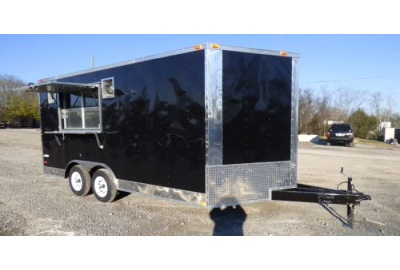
[61,87,101,131]
[101,77,115,99]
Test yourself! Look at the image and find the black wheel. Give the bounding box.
[91,169,117,203]
[69,165,91,196]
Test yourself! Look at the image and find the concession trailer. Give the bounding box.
[17,43,370,227]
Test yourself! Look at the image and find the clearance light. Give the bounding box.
[280,51,287,56]
[39,79,45,83]
[200,201,206,207]
[194,45,203,50]
[211,43,220,49]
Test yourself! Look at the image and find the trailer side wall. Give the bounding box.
[41,50,206,193]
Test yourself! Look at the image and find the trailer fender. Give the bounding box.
[65,160,119,189]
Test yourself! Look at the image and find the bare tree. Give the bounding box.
[370,91,383,130]
[0,74,25,121]
[314,87,332,135]
[298,88,315,134]
[297,86,383,137]
[382,91,396,127]
[390,113,400,128]
[333,87,367,122]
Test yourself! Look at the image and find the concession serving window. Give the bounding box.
[25,81,103,134]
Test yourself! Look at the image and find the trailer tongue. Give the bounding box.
[272,168,371,228]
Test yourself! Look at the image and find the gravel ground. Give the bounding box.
[1,129,399,236]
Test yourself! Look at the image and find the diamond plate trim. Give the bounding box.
[118,179,206,206]
[290,57,299,184]
[207,161,296,206]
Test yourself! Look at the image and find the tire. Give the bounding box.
[91,169,117,203]
[69,165,92,196]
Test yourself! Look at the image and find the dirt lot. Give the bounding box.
[1,129,399,236]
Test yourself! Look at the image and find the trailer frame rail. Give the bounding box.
[271,169,371,228]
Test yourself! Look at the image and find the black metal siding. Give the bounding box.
[222,51,292,164]
[41,50,206,193]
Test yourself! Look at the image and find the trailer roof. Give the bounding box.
[16,82,98,93]
[40,43,300,83]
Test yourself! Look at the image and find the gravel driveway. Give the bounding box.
[1,129,399,235]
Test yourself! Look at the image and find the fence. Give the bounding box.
[2,115,40,129]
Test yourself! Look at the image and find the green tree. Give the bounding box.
[5,90,39,121]
[1,74,39,123]
[0,74,25,121]
[6,92,21,120]
[349,109,378,139]
[24,92,40,119]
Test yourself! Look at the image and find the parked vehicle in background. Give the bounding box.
[327,123,355,147]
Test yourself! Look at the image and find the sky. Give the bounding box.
[1,34,399,112]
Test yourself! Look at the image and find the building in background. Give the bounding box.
[378,127,400,143]
[379,122,391,130]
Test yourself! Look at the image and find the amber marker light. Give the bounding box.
[211,43,220,48]
[194,44,203,50]
[280,51,287,56]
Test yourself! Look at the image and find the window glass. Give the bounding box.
[83,89,99,107]
[69,92,82,109]
[331,124,352,132]
[60,87,100,131]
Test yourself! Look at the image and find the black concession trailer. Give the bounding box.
[18,43,370,227]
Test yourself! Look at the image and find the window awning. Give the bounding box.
[16,82,98,93]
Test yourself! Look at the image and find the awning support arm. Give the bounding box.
[94,133,103,149]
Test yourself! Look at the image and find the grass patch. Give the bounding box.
[356,138,391,146]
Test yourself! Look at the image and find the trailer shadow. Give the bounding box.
[209,198,247,236]
[312,138,328,146]
[320,203,348,227]
[313,139,351,147]
[114,191,131,202]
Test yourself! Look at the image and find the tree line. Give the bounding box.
[298,87,399,138]
[1,73,399,138]
[0,74,39,123]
